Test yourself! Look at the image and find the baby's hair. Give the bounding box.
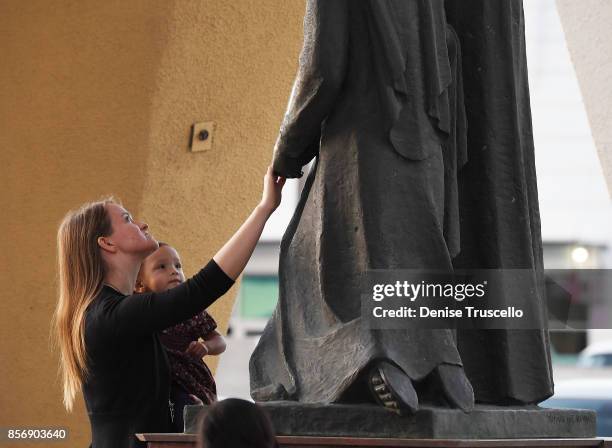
[197,398,278,448]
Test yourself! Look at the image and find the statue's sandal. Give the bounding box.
[369,361,418,415]
[435,364,474,412]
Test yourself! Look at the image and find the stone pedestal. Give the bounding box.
[136,433,612,448]
[184,403,596,439]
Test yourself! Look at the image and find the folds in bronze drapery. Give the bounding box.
[367,0,467,256]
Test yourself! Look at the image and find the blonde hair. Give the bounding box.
[52,197,117,411]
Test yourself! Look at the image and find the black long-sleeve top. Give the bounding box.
[83,259,234,448]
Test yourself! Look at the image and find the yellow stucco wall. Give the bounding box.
[0,1,305,445]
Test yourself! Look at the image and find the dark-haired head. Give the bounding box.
[197,398,277,448]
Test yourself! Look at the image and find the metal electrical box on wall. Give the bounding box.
[190,121,215,152]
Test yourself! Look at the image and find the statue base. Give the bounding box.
[184,403,596,439]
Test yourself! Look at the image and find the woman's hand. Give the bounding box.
[259,165,286,215]
[185,340,208,359]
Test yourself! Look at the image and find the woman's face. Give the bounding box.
[104,203,158,257]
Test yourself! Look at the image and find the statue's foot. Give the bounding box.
[368,362,474,415]
[369,361,418,415]
[435,364,474,412]
[417,363,475,412]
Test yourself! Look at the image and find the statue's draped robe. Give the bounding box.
[447,0,553,403]
[250,0,553,405]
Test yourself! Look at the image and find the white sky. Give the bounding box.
[525,0,612,250]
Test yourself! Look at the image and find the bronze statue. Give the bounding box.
[250,0,552,413]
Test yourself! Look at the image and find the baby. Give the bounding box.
[136,242,226,432]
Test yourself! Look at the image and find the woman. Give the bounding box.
[53,166,285,448]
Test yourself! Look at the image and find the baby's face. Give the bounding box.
[138,245,186,293]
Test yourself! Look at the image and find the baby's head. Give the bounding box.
[197,398,277,448]
[136,242,185,293]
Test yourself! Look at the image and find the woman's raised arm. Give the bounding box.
[213,166,285,280]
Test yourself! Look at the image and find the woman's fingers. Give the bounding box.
[260,165,286,213]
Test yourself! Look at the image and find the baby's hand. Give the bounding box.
[185,340,208,359]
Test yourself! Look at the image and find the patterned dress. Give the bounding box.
[159,311,218,404]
